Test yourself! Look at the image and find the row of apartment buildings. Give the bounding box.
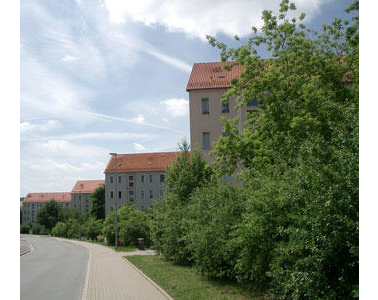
[22,62,252,223]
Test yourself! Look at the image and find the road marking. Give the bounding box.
[82,248,91,300]
[20,237,35,257]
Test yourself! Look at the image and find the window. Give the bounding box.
[118,176,121,183]
[247,96,258,107]
[110,176,113,183]
[129,175,134,187]
[160,190,164,197]
[202,132,211,149]
[141,190,144,199]
[149,174,153,183]
[118,191,122,199]
[221,101,229,113]
[247,96,258,112]
[129,191,134,201]
[149,190,153,199]
[160,174,165,183]
[110,191,114,199]
[141,175,145,183]
[202,98,209,114]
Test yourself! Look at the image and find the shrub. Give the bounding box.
[51,221,67,237]
[82,217,103,241]
[118,204,151,247]
[188,181,246,280]
[20,224,30,234]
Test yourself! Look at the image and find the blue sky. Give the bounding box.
[20,0,354,197]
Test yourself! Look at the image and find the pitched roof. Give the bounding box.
[23,192,72,203]
[186,62,244,91]
[104,152,180,173]
[71,180,105,194]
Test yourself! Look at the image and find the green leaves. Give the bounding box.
[205,0,358,298]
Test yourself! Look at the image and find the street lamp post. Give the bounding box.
[109,152,119,249]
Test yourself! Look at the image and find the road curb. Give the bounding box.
[123,256,174,300]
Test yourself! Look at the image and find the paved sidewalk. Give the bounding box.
[55,238,173,300]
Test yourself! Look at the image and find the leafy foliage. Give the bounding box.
[82,217,103,241]
[205,1,358,298]
[37,200,63,230]
[90,184,105,220]
[151,140,212,264]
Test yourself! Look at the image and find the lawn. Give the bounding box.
[126,255,269,300]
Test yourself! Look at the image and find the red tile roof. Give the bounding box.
[186,62,244,91]
[104,152,180,173]
[23,192,71,203]
[71,180,105,194]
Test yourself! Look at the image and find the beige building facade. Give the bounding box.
[186,62,257,162]
[104,152,179,217]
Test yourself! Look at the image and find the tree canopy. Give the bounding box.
[90,184,105,220]
[37,200,63,230]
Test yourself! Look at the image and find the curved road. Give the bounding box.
[20,235,88,300]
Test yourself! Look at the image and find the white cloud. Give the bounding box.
[132,114,145,124]
[112,33,191,73]
[30,159,81,172]
[161,98,189,117]
[104,0,332,41]
[61,55,79,62]
[133,143,146,151]
[20,120,60,133]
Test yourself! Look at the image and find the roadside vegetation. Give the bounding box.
[21,1,358,299]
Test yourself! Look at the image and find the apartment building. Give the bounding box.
[104,152,179,217]
[22,192,71,225]
[186,62,258,162]
[70,180,105,215]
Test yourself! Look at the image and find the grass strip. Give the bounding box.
[126,255,269,300]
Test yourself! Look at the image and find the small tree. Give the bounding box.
[37,200,63,230]
[151,139,212,264]
[118,204,151,247]
[82,217,103,241]
[90,184,105,220]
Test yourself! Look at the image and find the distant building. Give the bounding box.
[104,152,179,217]
[186,62,257,162]
[70,180,105,215]
[21,192,71,225]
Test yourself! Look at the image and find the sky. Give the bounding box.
[20,0,354,197]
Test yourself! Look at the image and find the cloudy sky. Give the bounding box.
[20,0,353,197]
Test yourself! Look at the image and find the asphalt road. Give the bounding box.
[20,235,89,300]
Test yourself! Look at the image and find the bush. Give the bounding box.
[66,218,79,239]
[188,181,246,279]
[51,221,67,237]
[151,141,212,264]
[82,217,103,241]
[20,224,30,234]
[118,204,151,247]
[31,223,49,235]
[102,211,116,245]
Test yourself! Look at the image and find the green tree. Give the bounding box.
[61,207,80,221]
[37,200,63,230]
[82,217,103,241]
[118,203,151,247]
[207,1,358,298]
[151,139,212,264]
[90,184,105,220]
[51,221,67,237]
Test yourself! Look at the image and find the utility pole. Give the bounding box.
[109,153,119,249]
